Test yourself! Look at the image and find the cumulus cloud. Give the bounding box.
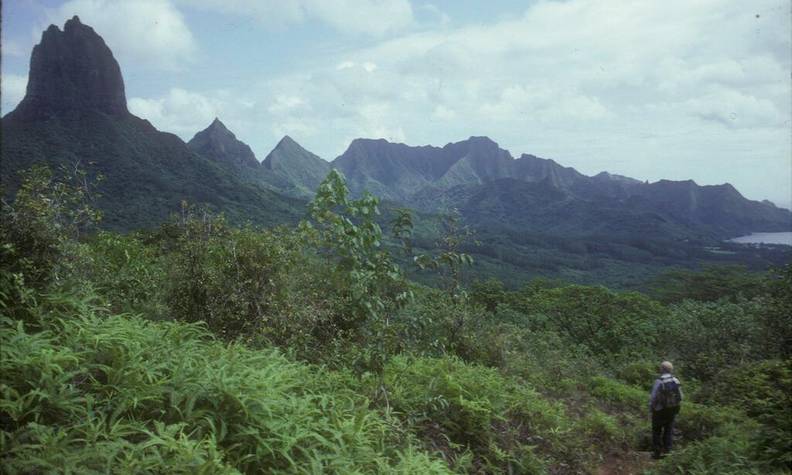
[1,74,29,113]
[1,40,29,58]
[178,0,413,36]
[129,88,224,137]
[237,0,789,204]
[46,0,196,71]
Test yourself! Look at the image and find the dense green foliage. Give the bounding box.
[2,167,790,474]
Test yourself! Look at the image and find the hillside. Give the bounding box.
[261,135,331,198]
[1,16,302,231]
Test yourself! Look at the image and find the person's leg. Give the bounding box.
[663,409,678,453]
[651,411,663,459]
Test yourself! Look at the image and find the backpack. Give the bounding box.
[658,376,682,409]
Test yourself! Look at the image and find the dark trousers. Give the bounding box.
[652,407,679,456]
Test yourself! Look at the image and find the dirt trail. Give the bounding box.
[596,451,654,475]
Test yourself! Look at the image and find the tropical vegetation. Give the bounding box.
[1,166,789,474]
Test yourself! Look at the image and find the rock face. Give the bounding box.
[188,118,260,171]
[8,16,128,121]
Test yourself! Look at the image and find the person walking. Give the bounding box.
[649,361,682,459]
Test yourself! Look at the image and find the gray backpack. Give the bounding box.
[658,377,682,408]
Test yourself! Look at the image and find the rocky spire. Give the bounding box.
[187,118,260,169]
[8,16,128,121]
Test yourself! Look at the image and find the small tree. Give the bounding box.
[304,170,412,402]
[1,164,102,289]
[0,163,102,324]
[414,208,474,300]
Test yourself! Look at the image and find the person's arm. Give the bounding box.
[649,379,660,411]
[677,378,683,402]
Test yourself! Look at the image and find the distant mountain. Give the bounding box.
[1,16,301,230]
[262,136,330,198]
[626,180,791,236]
[186,119,330,199]
[331,136,791,238]
[331,136,601,201]
[187,118,260,173]
[331,138,453,201]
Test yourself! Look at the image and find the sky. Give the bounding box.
[2,0,791,209]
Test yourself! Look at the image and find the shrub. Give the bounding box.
[588,376,646,412]
[700,360,792,469]
[577,408,624,448]
[525,286,664,363]
[615,360,658,388]
[382,355,581,473]
[649,430,763,475]
[165,215,299,342]
[77,232,166,316]
[1,165,101,293]
[660,299,766,381]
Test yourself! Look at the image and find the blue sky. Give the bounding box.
[2,0,791,208]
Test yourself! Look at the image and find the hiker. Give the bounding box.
[649,361,682,459]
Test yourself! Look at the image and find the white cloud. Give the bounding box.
[1,74,28,113]
[129,88,222,137]
[47,0,196,71]
[432,105,456,121]
[241,0,790,204]
[682,86,785,129]
[178,0,413,36]
[1,40,28,57]
[418,4,450,26]
[268,95,308,114]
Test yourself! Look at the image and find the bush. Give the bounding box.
[523,286,664,363]
[649,430,763,475]
[577,408,625,448]
[165,216,299,342]
[660,299,766,381]
[77,232,166,316]
[674,402,745,442]
[383,355,581,473]
[615,360,658,388]
[588,376,646,412]
[700,360,792,469]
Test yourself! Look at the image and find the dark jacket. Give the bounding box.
[649,373,683,412]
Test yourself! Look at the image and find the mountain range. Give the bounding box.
[181,118,790,240]
[2,17,790,286]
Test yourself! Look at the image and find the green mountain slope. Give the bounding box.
[262,135,331,198]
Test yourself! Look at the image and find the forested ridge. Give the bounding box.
[1,166,790,474]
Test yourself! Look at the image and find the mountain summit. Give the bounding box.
[261,136,330,197]
[187,118,260,171]
[8,16,127,121]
